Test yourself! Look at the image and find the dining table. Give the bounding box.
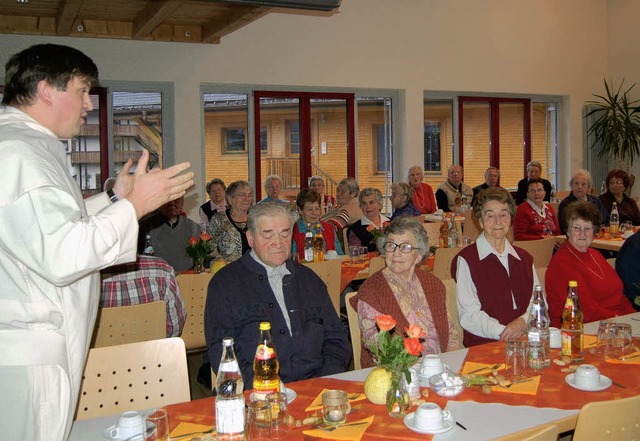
[554,235,626,252]
[69,312,640,441]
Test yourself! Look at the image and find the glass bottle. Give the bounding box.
[561,281,584,362]
[215,337,245,440]
[304,225,314,262]
[143,234,154,256]
[610,202,620,238]
[439,214,449,248]
[527,285,550,369]
[313,224,325,262]
[448,213,459,248]
[253,322,280,401]
[326,197,333,213]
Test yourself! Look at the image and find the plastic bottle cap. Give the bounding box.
[259,322,271,331]
[568,281,578,287]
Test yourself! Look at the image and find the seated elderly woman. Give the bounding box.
[390,182,421,220]
[292,189,343,260]
[557,169,609,233]
[453,187,539,347]
[258,174,289,205]
[321,177,364,231]
[347,187,390,252]
[546,201,635,327]
[349,217,460,368]
[208,180,253,263]
[513,178,561,240]
[599,169,640,226]
[309,175,336,213]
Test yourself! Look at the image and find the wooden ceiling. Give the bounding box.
[0,0,335,44]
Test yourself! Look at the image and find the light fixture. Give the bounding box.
[16,0,29,4]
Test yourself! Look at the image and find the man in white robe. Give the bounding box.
[0,44,193,441]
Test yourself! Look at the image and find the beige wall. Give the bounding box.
[2,0,636,216]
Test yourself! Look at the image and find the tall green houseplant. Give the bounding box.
[585,79,640,173]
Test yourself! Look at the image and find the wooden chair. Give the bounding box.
[513,237,556,268]
[177,272,214,352]
[344,291,361,370]
[368,255,386,274]
[462,211,482,241]
[535,267,547,292]
[90,301,166,348]
[554,190,571,201]
[606,257,616,268]
[441,278,464,347]
[342,228,350,251]
[495,424,558,441]
[432,246,465,281]
[75,337,190,420]
[572,394,640,441]
[422,221,442,248]
[304,259,342,315]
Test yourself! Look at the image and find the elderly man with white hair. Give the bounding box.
[557,169,609,234]
[435,165,473,212]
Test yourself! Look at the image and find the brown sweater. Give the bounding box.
[350,269,450,368]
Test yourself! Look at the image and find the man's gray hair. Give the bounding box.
[527,161,542,172]
[484,166,500,178]
[247,202,293,235]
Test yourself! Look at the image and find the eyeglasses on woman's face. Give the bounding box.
[383,242,421,254]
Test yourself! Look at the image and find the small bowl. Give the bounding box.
[428,372,465,397]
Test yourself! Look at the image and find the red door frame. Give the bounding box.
[253,91,355,197]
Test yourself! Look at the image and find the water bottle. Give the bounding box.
[326,196,333,213]
[304,227,314,262]
[143,234,154,256]
[527,285,550,369]
[610,202,620,238]
[215,337,245,439]
[448,214,459,248]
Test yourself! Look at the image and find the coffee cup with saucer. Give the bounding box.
[566,364,612,391]
[103,411,145,440]
[404,402,455,434]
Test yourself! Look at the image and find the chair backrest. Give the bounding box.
[342,227,349,251]
[368,255,386,275]
[344,291,361,370]
[535,266,547,292]
[90,301,166,348]
[304,259,342,315]
[462,211,482,241]
[495,424,558,441]
[177,272,214,352]
[432,246,465,281]
[75,337,190,420]
[554,190,571,200]
[573,394,640,441]
[441,278,464,347]
[513,237,556,268]
[422,222,442,248]
[606,257,616,268]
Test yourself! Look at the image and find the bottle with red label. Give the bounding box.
[253,321,280,400]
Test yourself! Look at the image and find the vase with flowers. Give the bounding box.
[366,221,390,252]
[185,232,214,273]
[363,315,424,417]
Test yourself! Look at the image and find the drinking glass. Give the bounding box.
[614,323,633,358]
[597,319,617,358]
[348,246,360,263]
[246,400,271,441]
[322,390,349,426]
[359,246,368,261]
[266,392,290,440]
[145,408,169,441]
[505,338,527,381]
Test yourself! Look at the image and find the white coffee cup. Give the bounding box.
[414,402,450,431]
[574,364,601,389]
[420,355,444,380]
[110,411,144,440]
[549,327,561,349]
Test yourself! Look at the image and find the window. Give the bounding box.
[288,120,300,155]
[223,127,268,154]
[423,99,452,174]
[424,122,441,172]
[373,124,390,173]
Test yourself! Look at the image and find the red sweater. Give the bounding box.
[513,202,560,241]
[412,183,437,214]
[545,241,635,327]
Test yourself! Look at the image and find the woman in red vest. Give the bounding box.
[452,187,538,347]
[292,189,343,261]
[349,217,460,368]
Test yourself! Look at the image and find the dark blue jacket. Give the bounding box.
[204,252,351,389]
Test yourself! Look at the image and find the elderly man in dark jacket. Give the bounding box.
[204,202,351,388]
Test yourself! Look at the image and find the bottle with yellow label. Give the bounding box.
[253,322,280,400]
[561,280,583,362]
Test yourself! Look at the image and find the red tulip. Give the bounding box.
[404,337,422,356]
[376,315,396,332]
[200,232,212,241]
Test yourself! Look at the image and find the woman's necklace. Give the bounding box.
[566,245,605,280]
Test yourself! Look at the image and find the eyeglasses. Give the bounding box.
[383,242,421,254]
[569,225,594,234]
[609,180,624,186]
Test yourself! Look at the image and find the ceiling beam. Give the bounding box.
[202,5,270,43]
[56,0,84,36]
[132,0,182,40]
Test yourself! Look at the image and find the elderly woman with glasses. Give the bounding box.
[557,169,609,233]
[349,217,460,368]
[545,202,635,327]
[513,178,560,240]
[453,187,539,347]
[599,169,640,226]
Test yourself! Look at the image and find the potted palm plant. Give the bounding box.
[585,79,640,175]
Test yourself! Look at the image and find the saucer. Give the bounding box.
[102,425,144,441]
[403,411,456,435]
[565,373,612,392]
[249,387,297,403]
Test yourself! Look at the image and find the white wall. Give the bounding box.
[0,0,620,213]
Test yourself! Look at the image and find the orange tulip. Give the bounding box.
[404,337,422,356]
[187,237,198,246]
[376,315,397,332]
[405,324,426,339]
[200,232,212,241]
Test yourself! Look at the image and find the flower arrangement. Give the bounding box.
[185,232,214,272]
[366,221,390,248]
[366,315,424,413]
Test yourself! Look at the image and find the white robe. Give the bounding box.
[0,105,138,441]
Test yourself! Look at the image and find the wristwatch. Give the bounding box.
[107,189,119,203]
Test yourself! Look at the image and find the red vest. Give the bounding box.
[452,244,534,347]
[292,220,337,260]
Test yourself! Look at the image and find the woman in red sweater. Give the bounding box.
[513,178,560,241]
[408,165,437,214]
[546,201,635,327]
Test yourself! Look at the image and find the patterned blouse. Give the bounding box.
[207,209,250,263]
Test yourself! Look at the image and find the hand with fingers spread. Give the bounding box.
[115,150,194,219]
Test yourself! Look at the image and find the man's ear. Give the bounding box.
[247,230,254,248]
[36,80,55,106]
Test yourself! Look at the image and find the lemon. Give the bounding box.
[364,367,392,405]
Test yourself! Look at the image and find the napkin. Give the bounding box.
[302,416,374,441]
[584,334,598,348]
[170,422,214,440]
[606,351,640,365]
[461,361,500,375]
[305,388,367,412]
[492,375,541,395]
